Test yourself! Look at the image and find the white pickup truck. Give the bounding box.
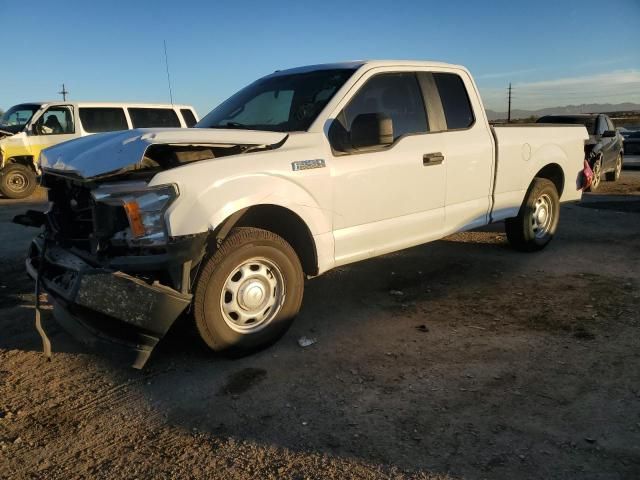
[18,61,588,367]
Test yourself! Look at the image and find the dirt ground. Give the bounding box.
[1,171,639,480]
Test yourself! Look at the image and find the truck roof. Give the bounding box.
[270,60,466,76]
[15,101,195,109]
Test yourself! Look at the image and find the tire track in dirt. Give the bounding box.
[4,372,171,478]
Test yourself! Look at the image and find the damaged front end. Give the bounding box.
[14,128,288,367]
[20,174,208,368]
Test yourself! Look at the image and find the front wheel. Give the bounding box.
[505,178,559,252]
[605,154,622,182]
[193,227,304,356]
[0,163,37,199]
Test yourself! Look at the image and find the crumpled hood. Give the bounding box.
[40,128,288,179]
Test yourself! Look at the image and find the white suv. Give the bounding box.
[0,102,198,198]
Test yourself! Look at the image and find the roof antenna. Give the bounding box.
[163,40,174,106]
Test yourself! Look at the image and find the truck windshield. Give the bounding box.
[197,69,356,132]
[0,104,41,133]
[537,115,596,134]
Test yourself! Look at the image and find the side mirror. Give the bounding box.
[602,130,616,138]
[350,113,394,150]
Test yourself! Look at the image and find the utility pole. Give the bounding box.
[507,83,512,124]
[58,84,69,101]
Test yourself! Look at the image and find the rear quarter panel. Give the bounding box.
[491,125,588,221]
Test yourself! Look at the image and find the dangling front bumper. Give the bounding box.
[26,235,194,368]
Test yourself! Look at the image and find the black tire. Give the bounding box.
[585,157,602,192]
[505,178,559,252]
[0,163,37,199]
[193,227,304,356]
[605,154,622,182]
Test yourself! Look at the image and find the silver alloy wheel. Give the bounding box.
[591,159,601,189]
[615,155,622,179]
[220,257,285,334]
[531,193,554,239]
[7,171,28,194]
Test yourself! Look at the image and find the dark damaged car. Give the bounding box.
[537,114,624,191]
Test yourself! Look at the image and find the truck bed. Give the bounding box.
[490,124,588,221]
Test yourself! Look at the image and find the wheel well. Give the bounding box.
[6,156,35,169]
[534,163,564,196]
[215,205,318,276]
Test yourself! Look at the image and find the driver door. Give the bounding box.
[328,71,446,266]
[27,105,77,160]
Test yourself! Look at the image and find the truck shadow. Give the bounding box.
[132,212,638,476]
[123,230,563,476]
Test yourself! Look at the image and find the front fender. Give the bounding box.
[164,173,332,238]
[0,132,32,169]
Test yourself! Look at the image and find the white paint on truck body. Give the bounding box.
[44,60,589,276]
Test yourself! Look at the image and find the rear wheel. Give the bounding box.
[505,178,559,252]
[193,227,304,356]
[0,163,37,199]
[605,154,622,182]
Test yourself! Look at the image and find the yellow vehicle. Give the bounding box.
[0,102,198,198]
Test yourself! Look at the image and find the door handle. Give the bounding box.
[423,152,445,166]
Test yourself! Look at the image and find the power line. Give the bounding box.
[507,83,512,123]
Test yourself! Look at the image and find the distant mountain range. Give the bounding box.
[486,103,640,121]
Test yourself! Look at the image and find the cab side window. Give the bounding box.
[128,108,181,128]
[79,108,128,133]
[342,73,428,140]
[34,106,74,135]
[329,72,428,152]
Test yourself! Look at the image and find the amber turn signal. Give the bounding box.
[123,201,146,238]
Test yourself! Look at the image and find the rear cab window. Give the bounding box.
[432,73,475,130]
[128,108,181,128]
[79,108,128,133]
[180,109,197,127]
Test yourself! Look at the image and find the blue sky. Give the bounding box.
[1,0,639,115]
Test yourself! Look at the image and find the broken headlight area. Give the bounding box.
[21,175,207,368]
[92,182,178,248]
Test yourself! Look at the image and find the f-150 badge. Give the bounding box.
[291,159,326,171]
